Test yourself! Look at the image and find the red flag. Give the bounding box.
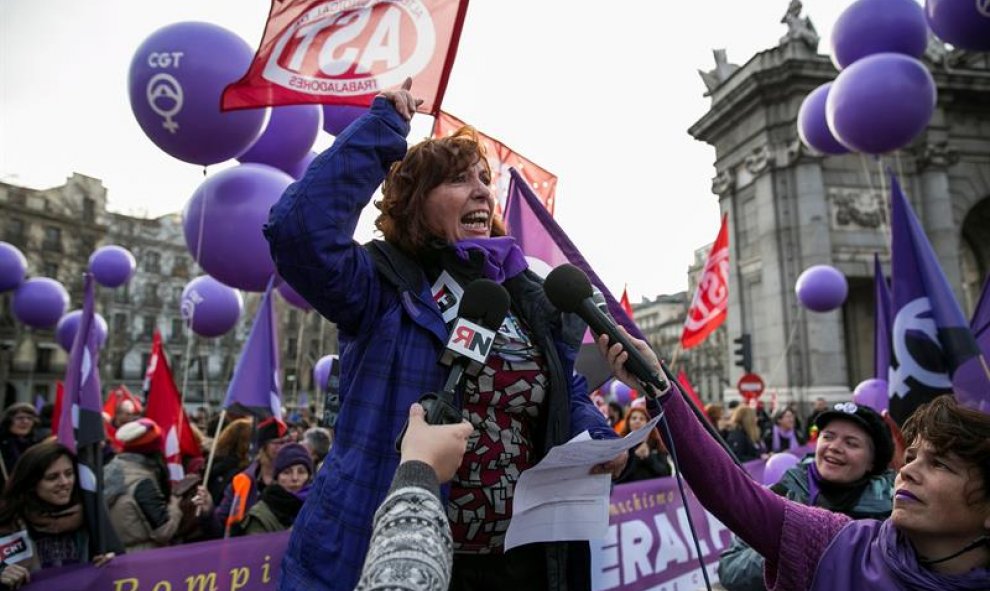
[222,0,469,115]
[51,381,64,436]
[619,286,634,318]
[433,111,557,214]
[676,369,705,414]
[681,214,729,349]
[143,331,201,483]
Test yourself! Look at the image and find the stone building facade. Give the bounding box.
[688,7,990,410]
[0,174,337,412]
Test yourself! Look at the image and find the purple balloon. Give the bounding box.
[313,355,337,392]
[277,280,312,311]
[89,245,137,288]
[322,104,367,136]
[826,53,936,155]
[831,0,928,69]
[12,278,69,329]
[608,380,635,406]
[853,378,890,413]
[797,83,849,156]
[55,310,109,352]
[279,150,319,180]
[926,0,990,51]
[128,22,265,166]
[796,265,849,312]
[180,275,243,338]
[182,164,294,292]
[762,453,800,486]
[239,105,322,172]
[0,242,28,292]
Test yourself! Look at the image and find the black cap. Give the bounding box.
[815,402,894,476]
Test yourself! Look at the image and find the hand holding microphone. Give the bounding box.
[543,264,669,397]
[395,279,511,450]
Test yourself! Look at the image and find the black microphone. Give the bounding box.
[543,264,669,395]
[396,279,511,451]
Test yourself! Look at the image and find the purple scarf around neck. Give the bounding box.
[772,425,800,452]
[452,236,528,283]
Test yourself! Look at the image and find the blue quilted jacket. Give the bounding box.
[265,97,613,590]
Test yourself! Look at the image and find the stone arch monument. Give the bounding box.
[689,2,990,409]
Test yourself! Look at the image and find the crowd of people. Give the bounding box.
[0,396,334,589]
[2,77,987,591]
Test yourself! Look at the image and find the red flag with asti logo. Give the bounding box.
[143,331,201,483]
[681,214,729,349]
[433,111,557,214]
[222,0,470,115]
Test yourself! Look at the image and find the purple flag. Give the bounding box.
[57,273,105,452]
[888,174,990,421]
[503,168,646,389]
[56,273,122,555]
[224,277,282,418]
[873,254,892,381]
[972,275,990,354]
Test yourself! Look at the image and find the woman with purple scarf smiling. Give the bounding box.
[265,78,621,591]
[764,407,806,454]
[600,328,990,591]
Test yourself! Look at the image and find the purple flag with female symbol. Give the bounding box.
[56,273,121,555]
[873,254,892,380]
[503,168,646,390]
[888,175,990,422]
[972,276,990,355]
[224,277,283,418]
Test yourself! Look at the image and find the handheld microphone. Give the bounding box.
[543,264,669,395]
[396,279,511,451]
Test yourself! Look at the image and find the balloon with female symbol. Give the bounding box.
[180,275,243,338]
[128,22,265,165]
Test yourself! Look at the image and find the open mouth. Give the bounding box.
[460,210,490,232]
[822,455,845,467]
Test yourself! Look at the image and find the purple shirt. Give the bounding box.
[649,389,989,591]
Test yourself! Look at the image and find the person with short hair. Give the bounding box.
[600,330,990,590]
[719,402,896,590]
[0,403,41,490]
[301,427,332,468]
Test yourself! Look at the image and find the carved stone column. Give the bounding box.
[916,141,964,299]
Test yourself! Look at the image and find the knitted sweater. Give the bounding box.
[355,461,452,591]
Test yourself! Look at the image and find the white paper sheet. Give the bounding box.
[504,413,662,550]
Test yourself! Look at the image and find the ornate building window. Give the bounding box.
[145,251,161,273]
[43,226,62,252]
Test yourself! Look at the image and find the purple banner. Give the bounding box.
[591,459,765,591]
[27,531,289,591]
[26,456,794,590]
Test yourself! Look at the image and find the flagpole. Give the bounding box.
[178,310,198,452]
[293,319,305,409]
[202,409,227,503]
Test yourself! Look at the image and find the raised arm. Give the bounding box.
[264,82,414,335]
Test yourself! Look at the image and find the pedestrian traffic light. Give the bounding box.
[733,334,752,372]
